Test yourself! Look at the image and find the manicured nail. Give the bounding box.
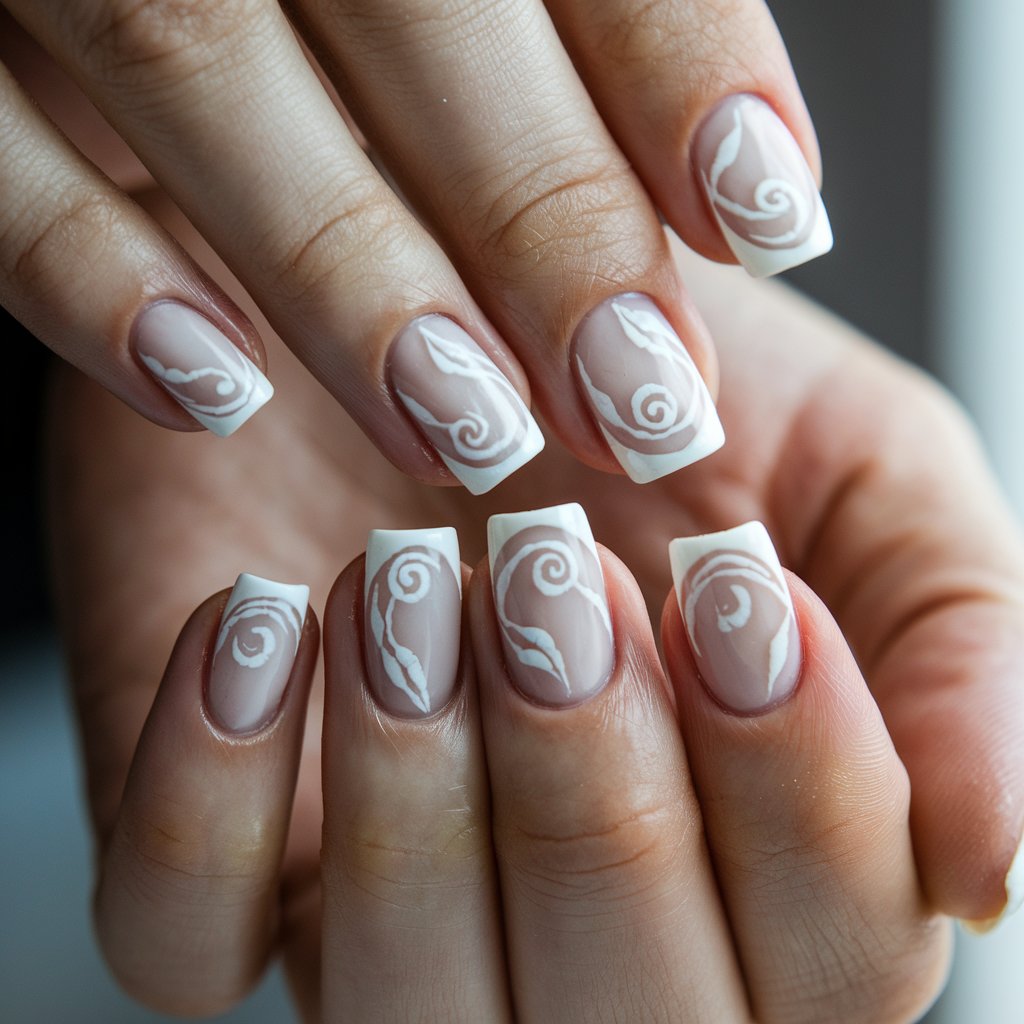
[208,573,309,733]
[388,315,544,495]
[364,528,462,717]
[693,94,833,277]
[487,503,614,706]
[670,521,800,714]
[133,301,273,436]
[574,294,724,483]
[962,841,1024,934]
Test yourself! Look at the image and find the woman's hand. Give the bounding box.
[2,0,828,488]
[49,214,1024,1019]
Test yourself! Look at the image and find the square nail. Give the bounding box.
[388,315,544,494]
[693,94,833,277]
[364,528,462,717]
[208,573,309,733]
[670,522,800,713]
[134,301,273,436]
[487,503,614,706]
[574,293,724,483]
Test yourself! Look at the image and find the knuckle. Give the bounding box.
[264,178,410,302]
[5,188,126,296]
[71,0,268,88]
[328,803,489,913]
[467,148,646,276]
[499,793,684,913]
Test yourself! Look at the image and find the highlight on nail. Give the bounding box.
[363,527,462,718]
[133,300,273,436]
[388,314,544,494]
[693,94,833,277]
[487,502,614,707]
[670,521,800,714]
[574,293,724,483]
[207,573,309,733]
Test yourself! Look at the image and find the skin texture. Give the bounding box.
[47,186,1024,1018]
[1,0,820,484]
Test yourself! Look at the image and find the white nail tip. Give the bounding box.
[223,573,310,627]
[365,528,462,598]
[669,521,782,589]
[442,415,545,496]
[487,502,596,570]
[135,302,274,437]
[962,839,1024,935]
[697,95,833,278]
[603,414,725,484]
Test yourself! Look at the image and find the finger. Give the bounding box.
[762,333,1024,926]
[0,64,272,436]
[664,522,951,1023]
[321,531,511,1022]
[471,503,750,1022]
[95,574,316,1015]
[294,0,725,484]
[11,0,545,494]
[546,0,832,277]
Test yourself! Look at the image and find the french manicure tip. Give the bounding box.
[962,840,1024,934]
[670,521,800,714]
[454,414,545,495]
[207,573,309,733]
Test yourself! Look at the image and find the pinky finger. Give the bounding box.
[94,574,316,1016]
[0,64,272,436]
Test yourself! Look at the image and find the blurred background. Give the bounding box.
[2,0,1022,1019]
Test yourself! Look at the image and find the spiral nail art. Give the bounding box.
[488,503,613,706]
[134,301,273,436]
[364,529,461,717]
[694,95,833,278]
[670,522,800,713]
[389,316,544,494]
[574,294,724,483]
[208,573,309,732]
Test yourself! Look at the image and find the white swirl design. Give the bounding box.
[215,595,303,671]
[368,549,441,714]
[494,538,612,697]
[577,302,703,444]
[396,325,528,468]
[683,551,792,697]
[703,100,816,251]
[139,334,260,422]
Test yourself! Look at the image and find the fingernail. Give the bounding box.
[670,521,800,714]
[574,294,724,483]
[388,315,544,495]
[693,94,833,278]
[133,301,273,436]
[208,573,309,733]
[364,528,462,717]
[487,502,614,707]
[962,841,1024,934]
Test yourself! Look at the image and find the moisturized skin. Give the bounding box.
[363,528,462,718]
[694,94,833,277]
[574,293,724,483]
[488,503,614,706]
[388,316,544,494]
[670,521,800,713]
[207,573,309,733]
[133,301,273,436]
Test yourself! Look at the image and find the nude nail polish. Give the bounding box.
[670,522,800,713]
[693,94,833,277]
[388,315,544,495]
[487,503,614,707]
[207,573,309,733]
[364,528,462,717]
[133,301,273,436]
[574,294,724,483]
